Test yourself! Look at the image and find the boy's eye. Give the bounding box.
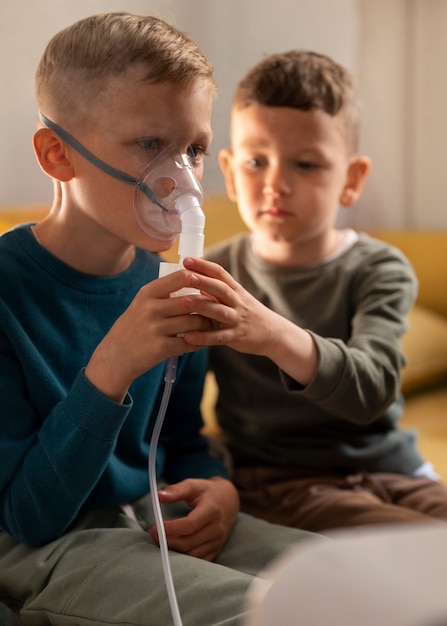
[246,157,264,167]
[137,138,160,152]
[297,161,318,171]
[186,144,208,165]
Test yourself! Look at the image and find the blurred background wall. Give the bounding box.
[0,0,445,229]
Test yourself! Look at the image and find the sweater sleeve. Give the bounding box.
[0,341,132,545]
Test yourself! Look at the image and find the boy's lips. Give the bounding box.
[260,206,292,218]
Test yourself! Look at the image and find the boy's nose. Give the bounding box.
[263,166,292,196]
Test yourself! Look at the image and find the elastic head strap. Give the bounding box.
[38,112,167,211]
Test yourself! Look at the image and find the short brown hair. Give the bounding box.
[233,50,360,152]
[36,12,216,125]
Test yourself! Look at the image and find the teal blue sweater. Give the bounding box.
[0,225,226,546]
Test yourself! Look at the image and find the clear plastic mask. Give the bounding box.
[133,141,204,241]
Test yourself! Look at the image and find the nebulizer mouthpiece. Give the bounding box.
[133,140,205,260]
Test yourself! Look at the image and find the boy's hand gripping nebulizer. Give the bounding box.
[133,142,206,626]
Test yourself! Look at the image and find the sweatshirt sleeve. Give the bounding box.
[280,243,418,424]
[0,354,132,545]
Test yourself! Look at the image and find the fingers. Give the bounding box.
[149,520,221,561]
[183,256,235,284]
[149,507,225,562]
[157,261,235,301]
[183,258,240,302]
[150,267,199,298]
[152,480,224,560]
[184,294,234,325]
[156,478,203,504]
[142,266,231,330]
[150,478,238,561]
[167,309,215,336]
[134,277,215,340]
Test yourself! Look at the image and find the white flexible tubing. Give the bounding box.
[149,201,205,625]
[152,260,199,626]
[148,357,183,626]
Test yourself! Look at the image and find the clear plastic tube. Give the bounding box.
[147,178,205,625]
[148,356,183,626]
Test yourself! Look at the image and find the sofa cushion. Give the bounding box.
[402,305,447,395]
[401,386,447,481]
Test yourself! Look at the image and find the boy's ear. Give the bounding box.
[339,156,371,207]
[33,128,74,182]
[218,148,237,202]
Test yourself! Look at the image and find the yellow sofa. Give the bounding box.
[1,201,447,481]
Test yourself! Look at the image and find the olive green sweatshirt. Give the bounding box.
[206,231,424,474]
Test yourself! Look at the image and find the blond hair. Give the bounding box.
[36,12,216,125]
[234,50,360,152]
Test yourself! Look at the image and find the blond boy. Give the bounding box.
[0,20,314,626]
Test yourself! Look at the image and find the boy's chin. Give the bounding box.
[139,234,178,253]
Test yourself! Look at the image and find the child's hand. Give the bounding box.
[148,477,239,561]
[85,269,213,401]
[181,257,281,356]
[181,257,318,386]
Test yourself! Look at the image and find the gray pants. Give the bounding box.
[0,495,316,625]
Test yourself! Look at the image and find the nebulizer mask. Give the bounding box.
[38,113,204,626]
[133,140,205,263]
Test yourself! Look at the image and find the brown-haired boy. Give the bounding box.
[182,50,447,530]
